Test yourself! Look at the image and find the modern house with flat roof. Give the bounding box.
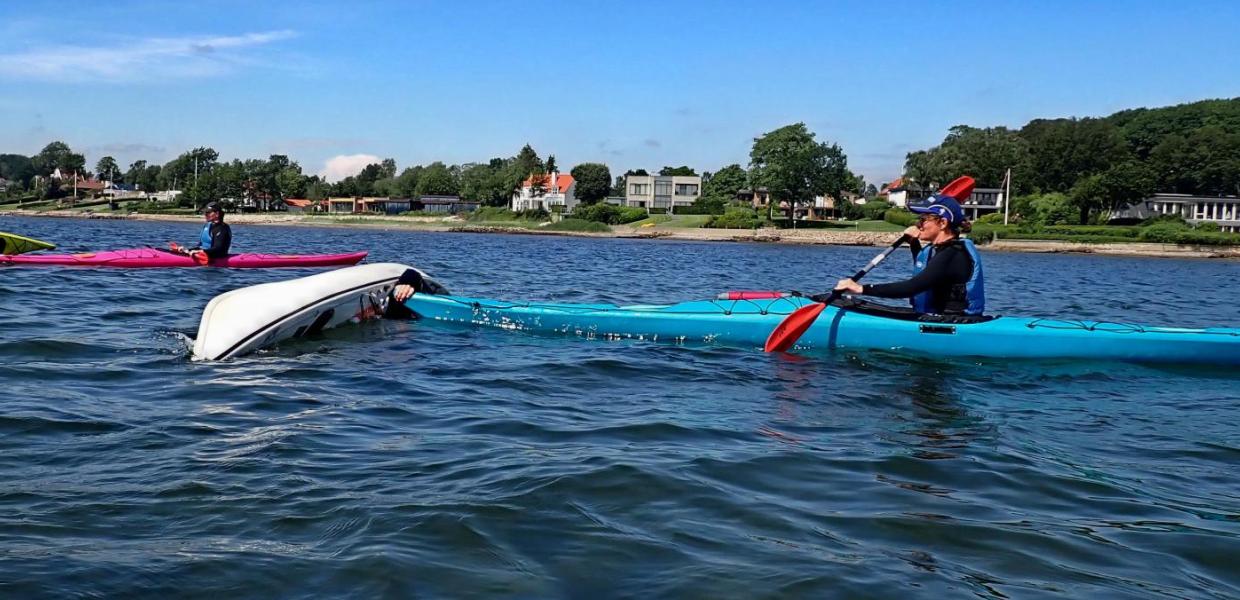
[624,174,701,212]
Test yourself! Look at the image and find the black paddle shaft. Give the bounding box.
[814,235,909,305]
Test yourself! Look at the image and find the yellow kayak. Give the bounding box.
[0,231,56,255]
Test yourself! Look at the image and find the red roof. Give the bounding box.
[522,173,574,193]
[284,198,313,208]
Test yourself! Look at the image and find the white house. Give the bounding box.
[624,174,701,212]
[1112,193,1240,232]
[511,172,577,212]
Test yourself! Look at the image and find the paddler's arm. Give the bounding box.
[392,269,425,302]
[837,246,951,298]
[903,226,921,262]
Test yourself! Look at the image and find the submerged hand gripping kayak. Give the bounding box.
[0,231,55,255]
[399,293,1240,366]
[0,247,367,268]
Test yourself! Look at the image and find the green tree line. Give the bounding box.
[903,98,1240,224]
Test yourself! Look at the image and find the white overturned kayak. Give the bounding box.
[192,262,441,360]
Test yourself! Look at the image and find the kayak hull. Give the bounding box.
[0,231,55,255]
[193,263,437,360]
[0,248,367,268]
[401,294,1240,365]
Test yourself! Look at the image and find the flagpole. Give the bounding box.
[1003,168,1011,225]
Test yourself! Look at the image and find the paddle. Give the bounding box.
[762,175,976,353]
[764,235,910,352]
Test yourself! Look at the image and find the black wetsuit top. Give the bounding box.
[196,222,232,259]
[383,269,448,319]
[862,239,974,315]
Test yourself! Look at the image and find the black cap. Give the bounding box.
[203,202,224,215]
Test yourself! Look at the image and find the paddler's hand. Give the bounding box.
[834,278,863,294]
[393,284,416,302]
[902,225,920,239]
[189,250,209,265]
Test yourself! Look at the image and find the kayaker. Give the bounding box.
[833,194,985,315]
[387,268,448,318]
[171,202,232,261]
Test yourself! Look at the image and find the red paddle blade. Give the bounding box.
[764,302,826,352]
[940,175,975,200]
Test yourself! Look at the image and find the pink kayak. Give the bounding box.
[0,248,368,268]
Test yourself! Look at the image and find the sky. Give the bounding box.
[2,0,1238,185]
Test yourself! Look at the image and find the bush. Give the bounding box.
[977,212,1006,225]
[858,200,893,221]
[884,208,916,227]
[1138,222,1190,243]
[1194,221,1221,232]
[544,218,611,232]
[1041,225,1141,238]
[573,203,648,224]
[707,207,761,229]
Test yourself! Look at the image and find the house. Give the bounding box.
[624,174,700,212]
[414,195,479,214]
[1112,193,1240,233]
[328,197,359,213]
[284,198,316,214]
[958,187,1004,220]
[737,187,770,208]
[881,177,930,208]
[359,197,413,214]
[512,172,577,213]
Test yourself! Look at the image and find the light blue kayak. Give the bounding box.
[401,293,1240,365]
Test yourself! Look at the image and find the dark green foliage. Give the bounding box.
[707,207,762,229]
[572,203,647,224]
[884,208,916,227]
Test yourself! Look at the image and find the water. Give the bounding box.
[1,215,1238,599]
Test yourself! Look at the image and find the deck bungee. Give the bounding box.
[0,247,367,268]
[0,231,55,255]
[401,293,1240,365]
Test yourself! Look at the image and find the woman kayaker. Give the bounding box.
[833,194,985,315]
[172,202,232,261]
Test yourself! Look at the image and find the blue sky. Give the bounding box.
[2,0,1237,184]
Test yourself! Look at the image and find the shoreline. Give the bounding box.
[5,209,1239,259]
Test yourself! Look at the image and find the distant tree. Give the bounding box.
[1019,118,1127,194]
[32,141,85,176]
[749,123,853,223]
[570,162,611,205]
[95,156,120,182]
[700,163,747,202]
[415,162,460,196]
[380,158,397,179]
[905,125,1032,193]
[507,144,543,196]
[659,165,697,176]
[545,155,557,174]
[0,154,35,187]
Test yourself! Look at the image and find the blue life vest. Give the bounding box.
[200,223,213,248]
[911,238,985,315]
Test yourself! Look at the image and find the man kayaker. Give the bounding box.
[386,268,448,318]
[832,193,985,315]
[172,202,232,261]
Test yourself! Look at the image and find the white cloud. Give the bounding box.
[319,154,381,182]
[0,30,297,82]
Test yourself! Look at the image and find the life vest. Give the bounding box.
[200,222,214,248]
[911,238,985,315]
